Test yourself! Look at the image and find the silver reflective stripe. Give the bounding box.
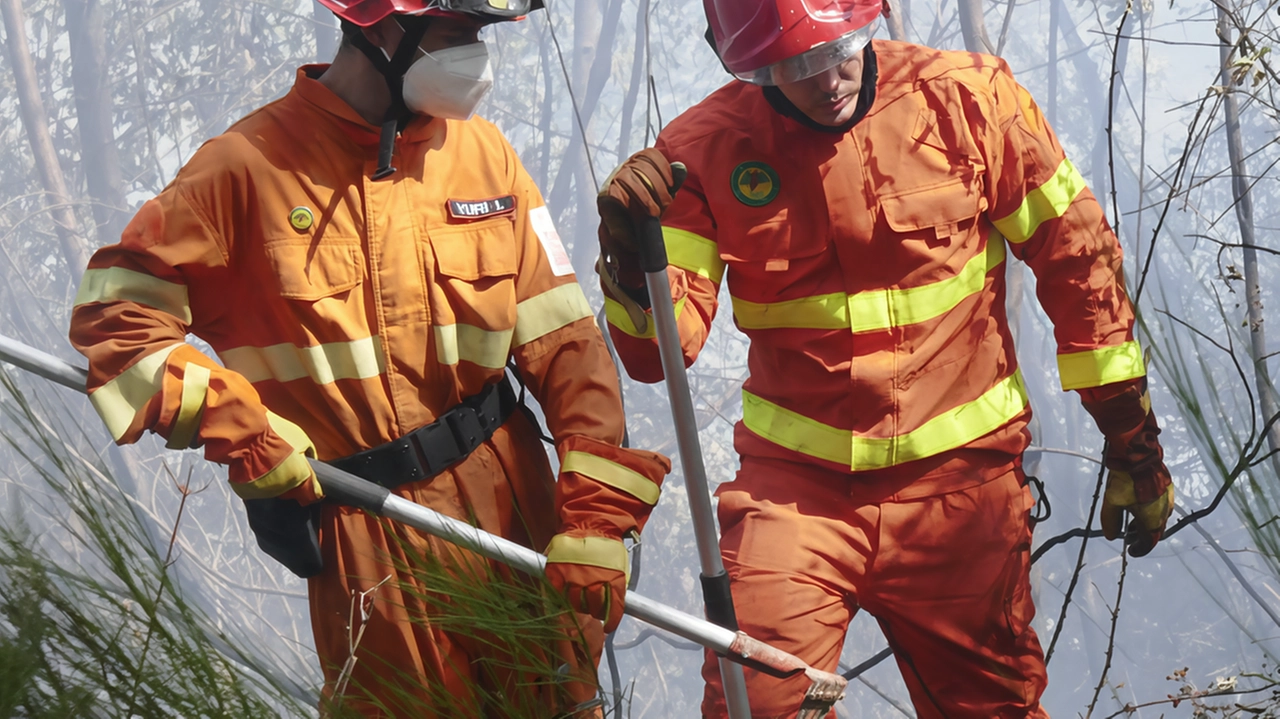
[219,336,386,385]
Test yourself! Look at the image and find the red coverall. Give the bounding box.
[69,66,668,717]
[607,41,1145,718]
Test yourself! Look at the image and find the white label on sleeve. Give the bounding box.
[529,205,574,277]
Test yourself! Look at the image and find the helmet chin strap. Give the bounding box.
[342,17,431,179]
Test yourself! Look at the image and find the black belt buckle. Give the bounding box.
[446,405,489,453]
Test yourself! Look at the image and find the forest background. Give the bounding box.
[0,0,1278,716]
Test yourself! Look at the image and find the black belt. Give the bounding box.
[331,376,517,489]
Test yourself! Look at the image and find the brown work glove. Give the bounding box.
[545,436,671,633]
[597,148,688,289]
[1080,378,1174,557]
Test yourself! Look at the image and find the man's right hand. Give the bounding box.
[597,148,687,287]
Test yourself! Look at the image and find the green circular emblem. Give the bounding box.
[289,206,314,232]
[731,161,780,207]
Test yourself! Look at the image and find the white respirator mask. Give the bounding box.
[400,41,494,121]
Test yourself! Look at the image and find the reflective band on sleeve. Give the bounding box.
[992,157,1087,244]
[218,336,385,385]
[265,410,314,455]
[605,295,687,339]
[88,343,183,442]
[435,324,514,369]
[231,451,313,500]
[733,232,1005,333]
[74,267,193,324]
[513,283,594,347]
[1057,340,1145,390]
[742,370,1029,471]
[562,450,661,506]
[165,362,211,450]
[665,227,725,284]
[545,534,629,580]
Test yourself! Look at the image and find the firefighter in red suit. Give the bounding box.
[594,1,1175,716]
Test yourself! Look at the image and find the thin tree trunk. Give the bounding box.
[64,0,127,247]
[1052,0,1109,201]
[956,0,994,54]
[1217,7,1280,469]
[2,0,90,272]
[615,0,650,161]
[884,0,907,42]
[536,36,555,189]
[1047,0,1058,128]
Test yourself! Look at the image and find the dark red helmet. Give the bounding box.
[704,0,881,85]
[317,0,541,27]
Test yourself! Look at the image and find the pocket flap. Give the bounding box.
[431,220,518,280]
[880,178,985,234]
[265,241,363,301]
[718,212,829,263]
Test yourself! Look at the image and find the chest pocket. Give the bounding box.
[426,219,519,368]
[263,239,364,301]
[878,175,986,243]
[717,211,834,298]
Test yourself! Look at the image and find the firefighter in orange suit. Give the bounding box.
[68,0,669,715]
[596,1,1174,717]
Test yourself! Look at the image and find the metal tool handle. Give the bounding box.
[0,333,802,681]
[638,217,753,718]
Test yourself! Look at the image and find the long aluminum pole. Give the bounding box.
[0,333,848,716]
[638,217,752,718]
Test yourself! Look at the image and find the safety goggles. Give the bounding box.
[735,17,879,86]
[429,0,542,20]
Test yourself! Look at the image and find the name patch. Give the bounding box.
[448,195,517,221]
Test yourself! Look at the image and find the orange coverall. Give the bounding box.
[607,41,1144,718]
[70,66,651,717]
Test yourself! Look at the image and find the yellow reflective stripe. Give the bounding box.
[435,324,513,369]
[264,410,315,455]
[88,343,182,441]
[513,283,594,346]
[562,450,660,506]
[605,295,688,339]
[219,336,385,385]
[665,227,725,284]
[74,267,192,324]
[742,371,1029,470]
[231,451,313,500]
[1057,340,1145,390]
[734,292,848,331]
[230,411,316,500]
[851,370,1028,470]
[992,157,1087,244]
[741,390,850,465]
[545,534,629,582]
[165,362,210,450]
[732,235,1006,333]
[847,236,1006,332]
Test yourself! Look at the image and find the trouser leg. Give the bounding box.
[309,425,602,718]
[700,465,869,719]
[865,471,1049,719]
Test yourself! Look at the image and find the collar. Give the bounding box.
[290,65,443,147]
[762,44,879,135]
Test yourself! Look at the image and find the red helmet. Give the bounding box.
[317,0,541,27]
[704,0,881,85]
